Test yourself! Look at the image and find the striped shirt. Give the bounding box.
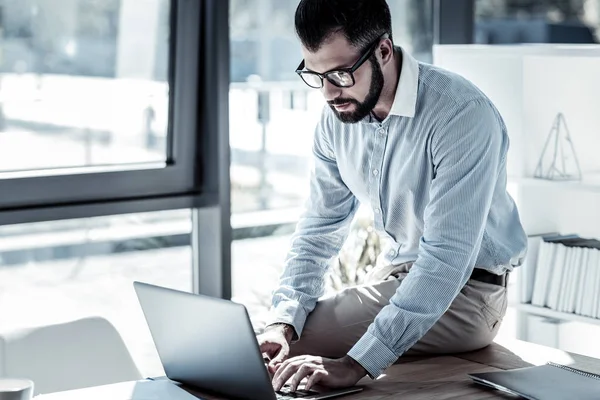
[267,47,528,378]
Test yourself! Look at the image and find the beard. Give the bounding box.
[328,56,385,124]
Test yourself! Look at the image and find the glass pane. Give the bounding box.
[388,0,434,63]
[230,0,318,214]
[0,209,191,377]
[0,0,171,174]
[475,0,600,44]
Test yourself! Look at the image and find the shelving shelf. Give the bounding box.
[515,303,600,327]
[508,175,600,194]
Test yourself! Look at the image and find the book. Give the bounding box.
[575,248,591,315]
[547,243,567,310]
[532,241,555,306]
[582,249,599,317]
[595,257,600,318]
[564,246,583,313]
[522,236,543,304]
[529,234,600,317]
[469,362,600,400]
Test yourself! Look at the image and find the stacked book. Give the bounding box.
[525,234,600,318]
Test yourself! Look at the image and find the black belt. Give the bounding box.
[470,268,508,287]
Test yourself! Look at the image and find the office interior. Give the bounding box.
[1,0,600,397]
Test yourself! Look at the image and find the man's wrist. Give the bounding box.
[342,355,368,379]
[265,323,294,342]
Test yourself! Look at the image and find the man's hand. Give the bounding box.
[272,355,367,392]
[257,324,294,374]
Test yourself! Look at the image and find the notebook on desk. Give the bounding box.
[469,362,600,400]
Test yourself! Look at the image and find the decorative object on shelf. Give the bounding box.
[533,112,582,181]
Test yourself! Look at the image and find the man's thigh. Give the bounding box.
[289,274,507,359]
[288,277,400,358]
[407,278,508,355]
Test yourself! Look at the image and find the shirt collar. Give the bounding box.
[388,46,419,118]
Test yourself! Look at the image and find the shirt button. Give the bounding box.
[389,249,396,257]
[372,169,379,176]
[374,208,381,214]
[377,128,386,135]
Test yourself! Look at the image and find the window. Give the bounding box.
[0,0,205,224]
[0,0,231,379]
[0,209,192,377]
[0,0,170,173]
[389,0,434,63]
[475,0,600,44]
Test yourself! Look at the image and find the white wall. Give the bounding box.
[433,44,600,181]
[434,44,600,239]
[523,55,600,176]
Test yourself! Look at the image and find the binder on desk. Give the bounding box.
[469,362,600,400]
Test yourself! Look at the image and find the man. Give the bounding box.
[257,0,528,392]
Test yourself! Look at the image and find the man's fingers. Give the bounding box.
[304,369,327,391]
[272,359,305,391]
[289,364,318,392]
[272,356,306,382]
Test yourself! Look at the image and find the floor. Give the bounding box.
[0,234,518,379]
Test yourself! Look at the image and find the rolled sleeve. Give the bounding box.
[347,331,398,378]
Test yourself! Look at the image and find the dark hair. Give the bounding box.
[295,0,393,53]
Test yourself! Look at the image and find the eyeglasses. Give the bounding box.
[295,34,387,89]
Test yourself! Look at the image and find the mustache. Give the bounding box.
[328,98,358,106]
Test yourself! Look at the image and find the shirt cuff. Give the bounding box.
[264,300,309,342]
[347,331,399,378]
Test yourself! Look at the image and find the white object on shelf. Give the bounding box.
[595,258,600,318]
[573,248,589,315]
[547,243,566,310]
[520,236,542,304]
[533,113,582,181]
[560,246,578,313]
[532,241,555,307]
[581,249,599,317]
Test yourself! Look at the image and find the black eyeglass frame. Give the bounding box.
[295,33,389,89]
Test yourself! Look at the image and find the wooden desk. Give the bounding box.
[36,338,600,400]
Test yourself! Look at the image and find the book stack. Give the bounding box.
[524,234,600,318]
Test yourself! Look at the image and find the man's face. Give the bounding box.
[302,33,384,123]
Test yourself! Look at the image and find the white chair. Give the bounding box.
[0,317,142,395]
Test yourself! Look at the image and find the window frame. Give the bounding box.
[0,0,213,226]
[433,0,475,44]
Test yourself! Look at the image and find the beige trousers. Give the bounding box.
[289,262,508,360]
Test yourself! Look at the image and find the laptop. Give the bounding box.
[133,281,364,400]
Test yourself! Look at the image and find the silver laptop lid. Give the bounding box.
[133,281,276,400]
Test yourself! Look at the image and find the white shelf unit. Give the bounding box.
[434,44,600,358]
[514,303,600,328]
